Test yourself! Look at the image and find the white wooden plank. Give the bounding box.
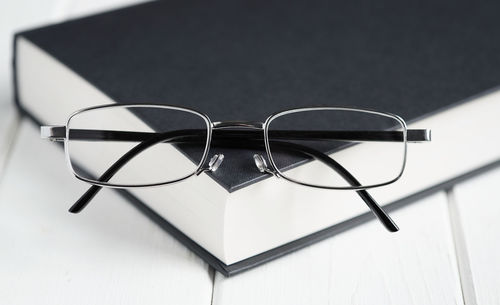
[452,166,500,305]
[213,193,463,305]
[0,120,213,305]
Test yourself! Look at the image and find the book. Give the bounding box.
[13,0,500,276]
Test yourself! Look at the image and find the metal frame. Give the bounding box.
[41,103,423,190]
[40,103,431,231]
[263,106,408,190]
[65,104,213,188]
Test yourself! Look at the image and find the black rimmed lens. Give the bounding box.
[66,105,210,187]
[265,108,407,189]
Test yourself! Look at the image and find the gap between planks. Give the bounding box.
[451,166,500,305]
[446,188,478,305]
[0,105,21,183]
[209,267,216,305]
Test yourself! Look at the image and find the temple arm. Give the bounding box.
[69,131,199,213]
[41,126,431,143]
[64,130,398,231]
[268,141,398,231]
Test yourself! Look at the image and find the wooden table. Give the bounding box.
[1,1,499,304]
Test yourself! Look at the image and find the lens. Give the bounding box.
[266,108,406,188]
[66,105,210,186]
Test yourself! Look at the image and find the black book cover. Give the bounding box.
[13,0,500,275]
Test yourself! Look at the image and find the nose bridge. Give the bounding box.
[212,121,264,129]
[209,120,276,175]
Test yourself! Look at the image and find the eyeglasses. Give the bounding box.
[41,104,431,232]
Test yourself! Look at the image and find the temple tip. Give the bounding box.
[68,185,101,214]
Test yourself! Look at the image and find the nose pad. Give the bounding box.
[196,154,224,175]
[253,154,274,175]
[208,153,224,172]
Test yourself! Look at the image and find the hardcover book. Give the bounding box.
[13,0,500,275]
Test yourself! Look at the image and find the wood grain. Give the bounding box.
[452,166,500,305]
[0,121,213,305]
[212,193,464,305]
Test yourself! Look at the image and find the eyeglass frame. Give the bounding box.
[43,103,426,189]
[41,103,432,232]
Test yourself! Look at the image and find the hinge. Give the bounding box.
[40,125,66,142]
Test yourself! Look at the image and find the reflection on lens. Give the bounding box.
[266,108,406,188]
[67,105,209,186]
